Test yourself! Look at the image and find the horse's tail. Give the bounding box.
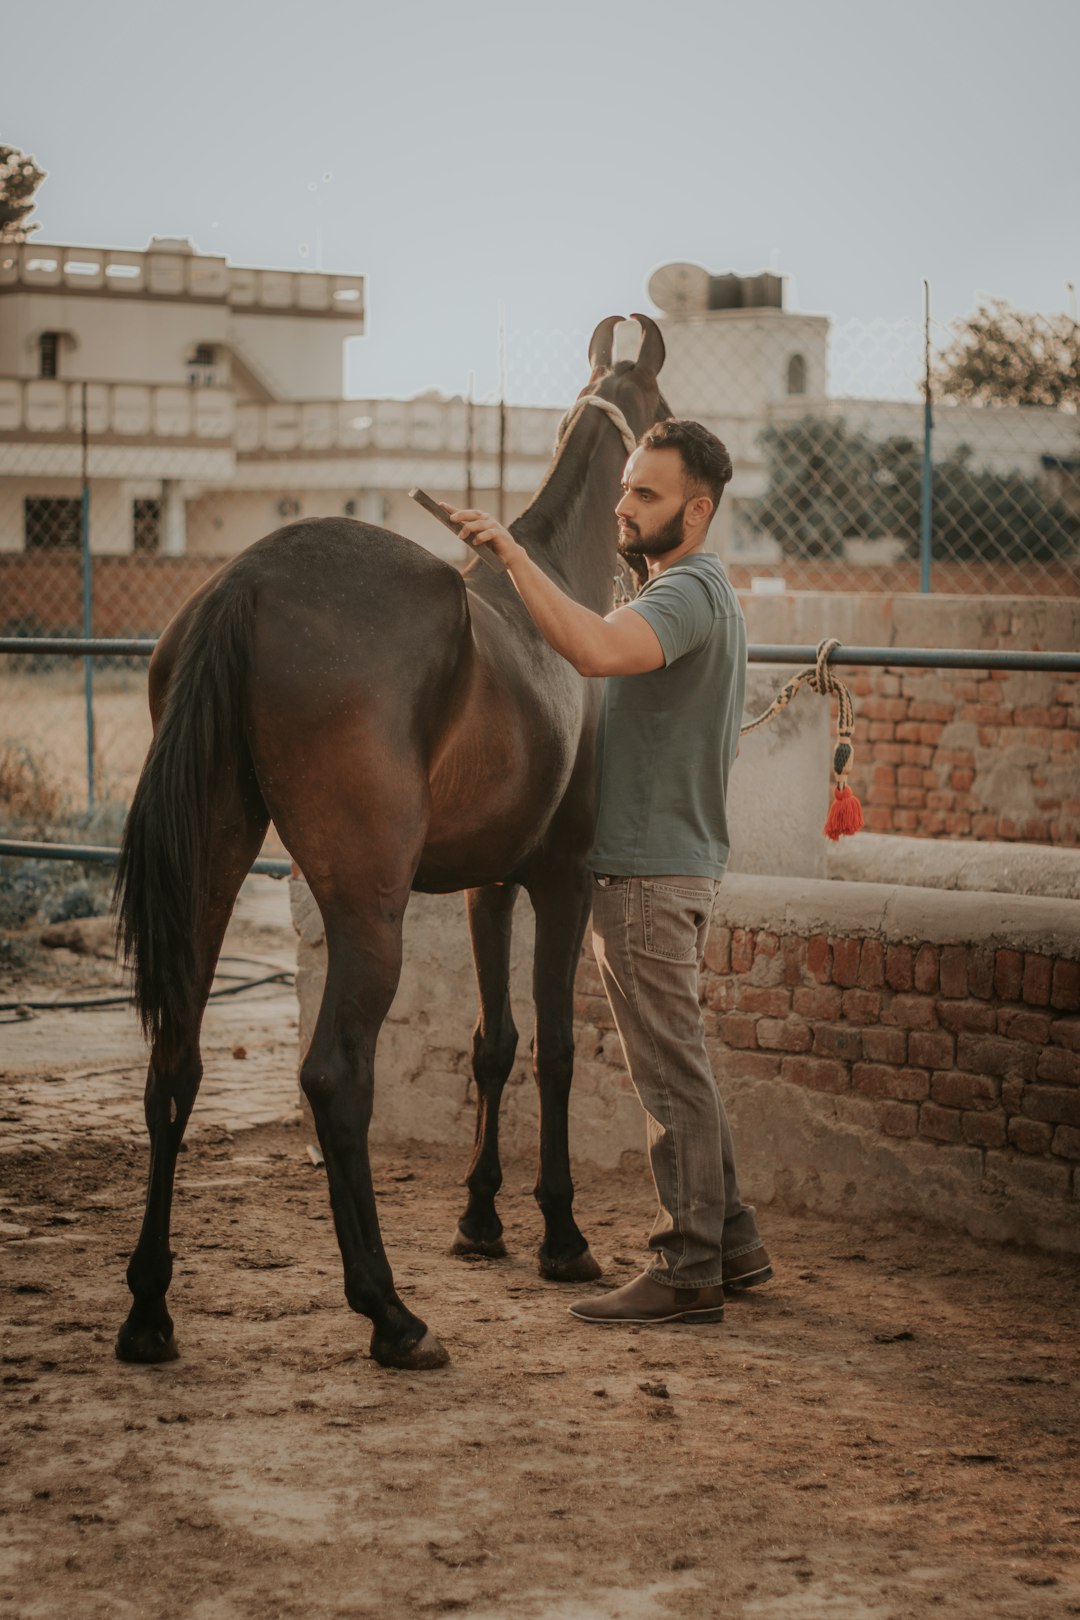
[115,572,262,1049]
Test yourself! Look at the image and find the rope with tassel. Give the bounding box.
[740,637,865,841]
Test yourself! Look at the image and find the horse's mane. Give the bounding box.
[511,404,607,555]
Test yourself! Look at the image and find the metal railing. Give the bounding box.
[2,635,1077,879]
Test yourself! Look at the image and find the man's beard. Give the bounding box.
[618,502,687,560]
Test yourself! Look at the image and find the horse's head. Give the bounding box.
[579,314,670,442]
[513,315,671,606]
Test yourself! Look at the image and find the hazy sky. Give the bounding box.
[8,0,1079,400]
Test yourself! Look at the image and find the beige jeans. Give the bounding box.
[591,873,761,1288]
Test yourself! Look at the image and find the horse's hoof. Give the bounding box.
[115,1321,179,1364]
[369,1328,450,1371]
[538,1246,603,1283]
[451,1225,507,1260]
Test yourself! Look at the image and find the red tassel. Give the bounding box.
[823,782,864,841]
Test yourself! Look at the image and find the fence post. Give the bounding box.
[497,303,507,523]
[465,370,475,508]
[80,383,96,809]
[920,279,934,594]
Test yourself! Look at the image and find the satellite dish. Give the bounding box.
[647,262,710,315]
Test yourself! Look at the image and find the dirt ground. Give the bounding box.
[0,669,151,812]
[2,891,1080,1620]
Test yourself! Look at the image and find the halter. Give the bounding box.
[554,393,639,457]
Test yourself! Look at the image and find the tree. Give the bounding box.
[0,145,46,243]
[749,416,1078,564]
[750,417,880,558]
[877,440,1078,563]
[932,298,1080,409]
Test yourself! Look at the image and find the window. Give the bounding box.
[786,353,807,396]
[39,332,60,379]
[25,497,81,550]
[133,499,162,553]
[186,342,218,386]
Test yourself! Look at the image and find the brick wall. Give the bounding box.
[848,665,1080,846]
[740,593,1080,851]
[0,554,228,637]
[572,876,1080,1250]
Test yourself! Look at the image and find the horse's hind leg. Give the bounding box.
[453,882,521,1258]
[528,869,601,1283]
[299,867,449,1372]
[117,803,268,1363]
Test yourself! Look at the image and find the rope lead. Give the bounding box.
[740,637,865,841]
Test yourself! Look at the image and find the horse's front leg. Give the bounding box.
[454,882,520,1257]
[527,869,601,1282]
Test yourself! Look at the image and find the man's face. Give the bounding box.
[615,446,690,560]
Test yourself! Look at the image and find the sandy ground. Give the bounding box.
[2,887,1080,1620]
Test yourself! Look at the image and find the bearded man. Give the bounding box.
[449,417,771,1326]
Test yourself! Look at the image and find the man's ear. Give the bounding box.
[689,493,715,531]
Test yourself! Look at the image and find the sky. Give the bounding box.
[7,0,1079,401]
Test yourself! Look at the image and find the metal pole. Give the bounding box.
[465,370,475,509]
[5,636,1077,675]
[919,279,933,595]
[0,837,293,879]
[497,304,507,524]
[80,382,96,809]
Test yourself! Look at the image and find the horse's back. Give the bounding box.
[235,518,470,732]
[151,518,468,725]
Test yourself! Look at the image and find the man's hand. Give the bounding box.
[442,503,663,676]
[444,506,523,567]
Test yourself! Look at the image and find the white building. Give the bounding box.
[2,241,1072,578]
[0,236,558,569]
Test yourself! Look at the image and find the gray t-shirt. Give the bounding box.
[588,552,746,880]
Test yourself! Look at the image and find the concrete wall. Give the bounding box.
[293,872,1080,1257]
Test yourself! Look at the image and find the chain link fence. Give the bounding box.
[2,304,1079,842]
[503,310,1080,598]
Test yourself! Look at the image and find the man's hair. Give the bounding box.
[637,418,733,517]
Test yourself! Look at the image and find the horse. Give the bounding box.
[114,314,668,1372]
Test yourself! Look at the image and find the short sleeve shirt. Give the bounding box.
[587,553,746,880]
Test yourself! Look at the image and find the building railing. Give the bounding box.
[234,397,562,458]
[0,241,365,320]
[0,380,567,459]
[0,378,235,441]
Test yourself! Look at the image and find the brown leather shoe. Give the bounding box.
[568,1271,725,1325]
[723,1245,773,1293]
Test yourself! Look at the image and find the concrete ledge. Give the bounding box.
[714,872,1080,957]
[827,832,1080,900]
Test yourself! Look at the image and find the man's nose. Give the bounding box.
[615,492,633,517]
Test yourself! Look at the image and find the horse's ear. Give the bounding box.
[630,313,666,381]
[588,315,623,374]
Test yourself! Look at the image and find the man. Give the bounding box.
[449,417,770,1326]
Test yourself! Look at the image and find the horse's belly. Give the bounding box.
[417,715,578,889]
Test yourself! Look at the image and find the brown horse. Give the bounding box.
[115,315,668,1371]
